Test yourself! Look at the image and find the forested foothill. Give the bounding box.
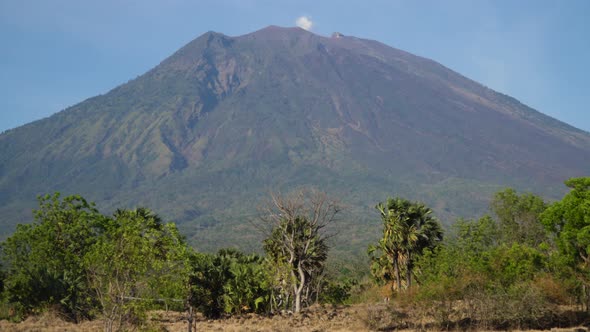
[0,178,589,331]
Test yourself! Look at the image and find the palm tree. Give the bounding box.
[401,202,443,288]
[379,198,409,291]
[369,198,443,290]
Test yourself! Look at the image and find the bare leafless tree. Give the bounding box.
[258,188,341,313]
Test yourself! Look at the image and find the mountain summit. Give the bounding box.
[1,26,589,250]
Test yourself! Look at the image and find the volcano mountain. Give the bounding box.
[1,26,589,251]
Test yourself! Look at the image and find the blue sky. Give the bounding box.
[1,0,589,132]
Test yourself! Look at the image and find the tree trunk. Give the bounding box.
[294,264,306,313]
[393,254,402,292]
[406,250,412,289]
[295,291,301,313]
[585,284,590,313]
[187,306,194,332]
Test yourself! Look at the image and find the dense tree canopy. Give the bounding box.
[84,208,190,331]
[2,193,106,321]
[491,188,547,246]
[1,195,191,330]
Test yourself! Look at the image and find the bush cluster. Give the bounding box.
[0,191,350,330]
[367,180,590,330]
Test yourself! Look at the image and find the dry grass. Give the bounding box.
[0,310,103,331]
[0,305,366,332]
[0,304,588,332]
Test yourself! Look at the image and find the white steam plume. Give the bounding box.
[295,16,313,31]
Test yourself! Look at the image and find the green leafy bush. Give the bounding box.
[1,193,105,321]
[189,249,271,318]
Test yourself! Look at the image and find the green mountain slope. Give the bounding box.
[1,26,589,252]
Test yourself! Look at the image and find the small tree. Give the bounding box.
[83,208,190,332]
[2,193,105,321]
[491,188,547,246]
[259,189,340,313]
[542,177,590,311]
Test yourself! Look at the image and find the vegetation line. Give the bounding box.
[0,178,589,331]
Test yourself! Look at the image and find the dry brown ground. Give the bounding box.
[0,305,366,332]
[0,304,588,332]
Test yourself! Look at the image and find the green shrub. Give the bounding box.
[320,278,356,305]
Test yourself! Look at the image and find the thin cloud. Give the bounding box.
[295,16,313,31]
